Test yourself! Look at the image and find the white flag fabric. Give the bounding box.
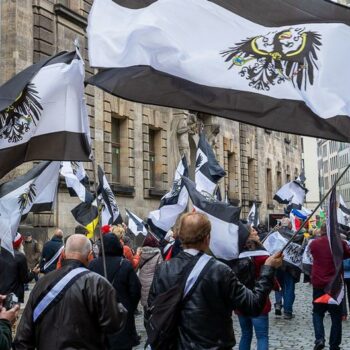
[274,180,308,208]
[97,165,122,226]
[247,202,259,227]
[88,0,350,142]
[0,162,60,253]
[338,194,350,227]
[0,49,91,179]
[195,133,225,196]
[147,156,189,237]
[126,209,147,236]
[60,161,93,203]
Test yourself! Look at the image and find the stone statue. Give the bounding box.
[208,123,220,156]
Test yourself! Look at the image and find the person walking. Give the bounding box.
[22,232,41,282]
[14,234,127,349]
[310,224,350,350]
[39,228,64,274]
[89,233,141,350]
[139,233,163,312]
[148,212,282,349]
[235,224,279,350]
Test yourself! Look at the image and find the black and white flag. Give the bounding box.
[88,0,350,142]
[274,180,308,209]
[0,161,60,253]
[182,176,241,260]
[247,202,259,227]
[97,165,122,226]
[60,161,93,203]
[147,156,189,238]
[126,209,147,236]
[0,49,91,179]
[338,194,350,229]
[195,133,226,196]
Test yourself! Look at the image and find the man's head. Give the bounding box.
[53,228,64,239]
[74,225,89,236]
[281,217,292,229]
[64,234,93,266]
[178,212,211,251]
[111,225,125,240]
[320,223,327,236]
[23,232,32,242]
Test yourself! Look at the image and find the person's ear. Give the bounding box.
[87,250,94,263]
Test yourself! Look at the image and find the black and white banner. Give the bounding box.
[182,176,241,260]
[274,180,308,209]
[263,231,303,268]
[0,49,91,179]
[195,133,225,196]
[0,161,60,253]
[148,156,189,237]
[60,161,93,203]
[247,202,259,227]
[88,0,350,142]
[126,209,147,236]
[97,165,122,226]
[338,194,350,228]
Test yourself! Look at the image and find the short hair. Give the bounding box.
[65,234,92,258]
[281,218,291,227]
[111,225,125,240]
[75,225,88,236]
[320,223,327,235]
[178,212,211,246]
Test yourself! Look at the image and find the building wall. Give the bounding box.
[1,0,302,238]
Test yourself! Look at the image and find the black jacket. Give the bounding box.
[0,319,11,350]
[39,236,63,273]
[89,235,141,350]
[148,251,275,350]
[0,248,34,303]
[14,259,127,350]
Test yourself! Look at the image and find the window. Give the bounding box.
[227,152,237,198]
[323,160,328,173]
[266,168,273,203]
[324,176,329,190]
[323,144,328,157]
[149,129,156,188]
[277,170,282,190]
[248,158,255,200]
[111,117,121,184]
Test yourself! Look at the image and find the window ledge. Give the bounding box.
[148,188,167,198]
[110,184,135,197]
[54,4,87,29]
[267,203,275,210]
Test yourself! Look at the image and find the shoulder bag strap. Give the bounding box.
[110,258,124,286]
[43,245,64,271]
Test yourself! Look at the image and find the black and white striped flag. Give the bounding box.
[97,165,122,226]
[88,0,350,142]
[274,180,308,209]
[195,133,225,196]
[126,209,147,236]
[60,161,93,203]
[147,156,189,238]
[247,202,259,227]
[182,176,241,260]
[0,161,60,253]
[0,49,91,179]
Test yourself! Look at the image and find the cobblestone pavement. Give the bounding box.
[134,282,350,349]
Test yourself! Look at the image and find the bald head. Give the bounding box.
[65,234,92,265]
[54,228,64,238]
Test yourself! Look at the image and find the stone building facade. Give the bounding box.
[0,0,302,238]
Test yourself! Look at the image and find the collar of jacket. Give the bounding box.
[61,259,86,269]
[51,236,63,243]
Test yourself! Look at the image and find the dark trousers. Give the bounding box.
[275,269,295,315]
[345,278,350,311]
[312,288,342,350]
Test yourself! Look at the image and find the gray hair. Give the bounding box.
[65,234,92,258]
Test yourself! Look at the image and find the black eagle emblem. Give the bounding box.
[71,162,80,176]
[105,187,119,215]
[195,153,204,170]
[221,27,321,91]
[18,183,37,212]
[0,83,42,143]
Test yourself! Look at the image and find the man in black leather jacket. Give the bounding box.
[14,234,127,350]
[148,212,282,350]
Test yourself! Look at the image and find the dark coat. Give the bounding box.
[89,234,141,350]
[39,236,63,273]
[14,259,127,350]
[148,251,275,350]
[0,319,11,350]
[0,248,34,303]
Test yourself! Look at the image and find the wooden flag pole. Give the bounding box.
[91,155,108,278]
[281,164,350,253]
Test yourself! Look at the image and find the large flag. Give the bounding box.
[195,133,226,196]
[182,176,241,260]
[88,0,350,142]
[60,161,93,203]
[147,156,189,237]
[0,49,91,179]
[338,194,350,230]
[315,188,344,305]
[274,180,308,209]
[0,161,60,252]
[247,202,259,227]
[97,165,122,226]
[71,201,98,239]
[126,209,147,236]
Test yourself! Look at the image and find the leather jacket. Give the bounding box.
[148,251,275,350]
[14,260,127,350]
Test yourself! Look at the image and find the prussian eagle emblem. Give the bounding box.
[18,183,37,212]
[221,27,321,91]
[0,83,42,143]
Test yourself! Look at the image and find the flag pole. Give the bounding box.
[281,164,350,253]
[90,155,108,278]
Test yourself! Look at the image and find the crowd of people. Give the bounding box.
[0,213,349,350]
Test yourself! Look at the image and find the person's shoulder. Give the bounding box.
[15,250,27,262]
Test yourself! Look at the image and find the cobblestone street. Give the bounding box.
[134,282,350,349]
